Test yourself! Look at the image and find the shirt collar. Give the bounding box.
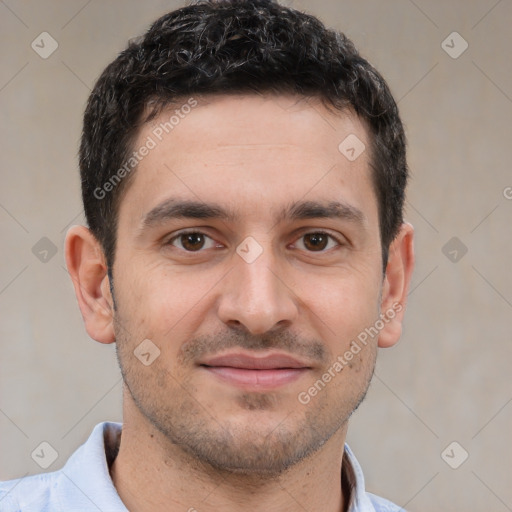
[62,421,379,512]
[59,421,128,511]
[343,443,381,511]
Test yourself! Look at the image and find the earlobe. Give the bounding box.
[65,225,115,344]
[378,222,415,348]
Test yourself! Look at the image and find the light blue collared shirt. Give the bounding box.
[0,422,403,511]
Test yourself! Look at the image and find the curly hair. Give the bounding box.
[79,0,407,270]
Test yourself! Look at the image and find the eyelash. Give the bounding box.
[165,229,345,253]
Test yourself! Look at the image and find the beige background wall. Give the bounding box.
[1,1,511,511]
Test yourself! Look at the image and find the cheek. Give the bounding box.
[296,273,381,384]
[298,269,381,331]
[116,259,221,345]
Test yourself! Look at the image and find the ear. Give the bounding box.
[65,225,115,344]
[378,222,415,348]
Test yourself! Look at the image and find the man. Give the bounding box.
[0,0,414,510]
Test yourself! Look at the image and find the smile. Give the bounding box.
[199,352,312,390]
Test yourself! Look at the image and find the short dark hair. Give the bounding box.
[79,0,407,271]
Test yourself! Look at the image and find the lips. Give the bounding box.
[199,352,311,389]
[201,353,310,370]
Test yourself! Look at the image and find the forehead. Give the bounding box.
[119,93,377,226]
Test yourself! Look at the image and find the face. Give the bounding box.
[111,94,386,475]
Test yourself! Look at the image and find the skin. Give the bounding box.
[66,93,414,512]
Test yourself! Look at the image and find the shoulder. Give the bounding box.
[0,471,63,512]
[0,422,123,512]
[366,492,405,511]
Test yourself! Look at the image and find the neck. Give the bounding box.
[110,397,351,512]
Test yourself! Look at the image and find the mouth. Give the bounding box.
[199,352,312,390]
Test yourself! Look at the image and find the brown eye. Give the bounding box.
[296,232,341,252]
[168,231,216,251]
[181,233,205,251]
[303,233,328,251]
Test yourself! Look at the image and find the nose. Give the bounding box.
[216,245,299,335]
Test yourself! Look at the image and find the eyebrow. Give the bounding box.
[278,200,365,225]
[138,198,366,233]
